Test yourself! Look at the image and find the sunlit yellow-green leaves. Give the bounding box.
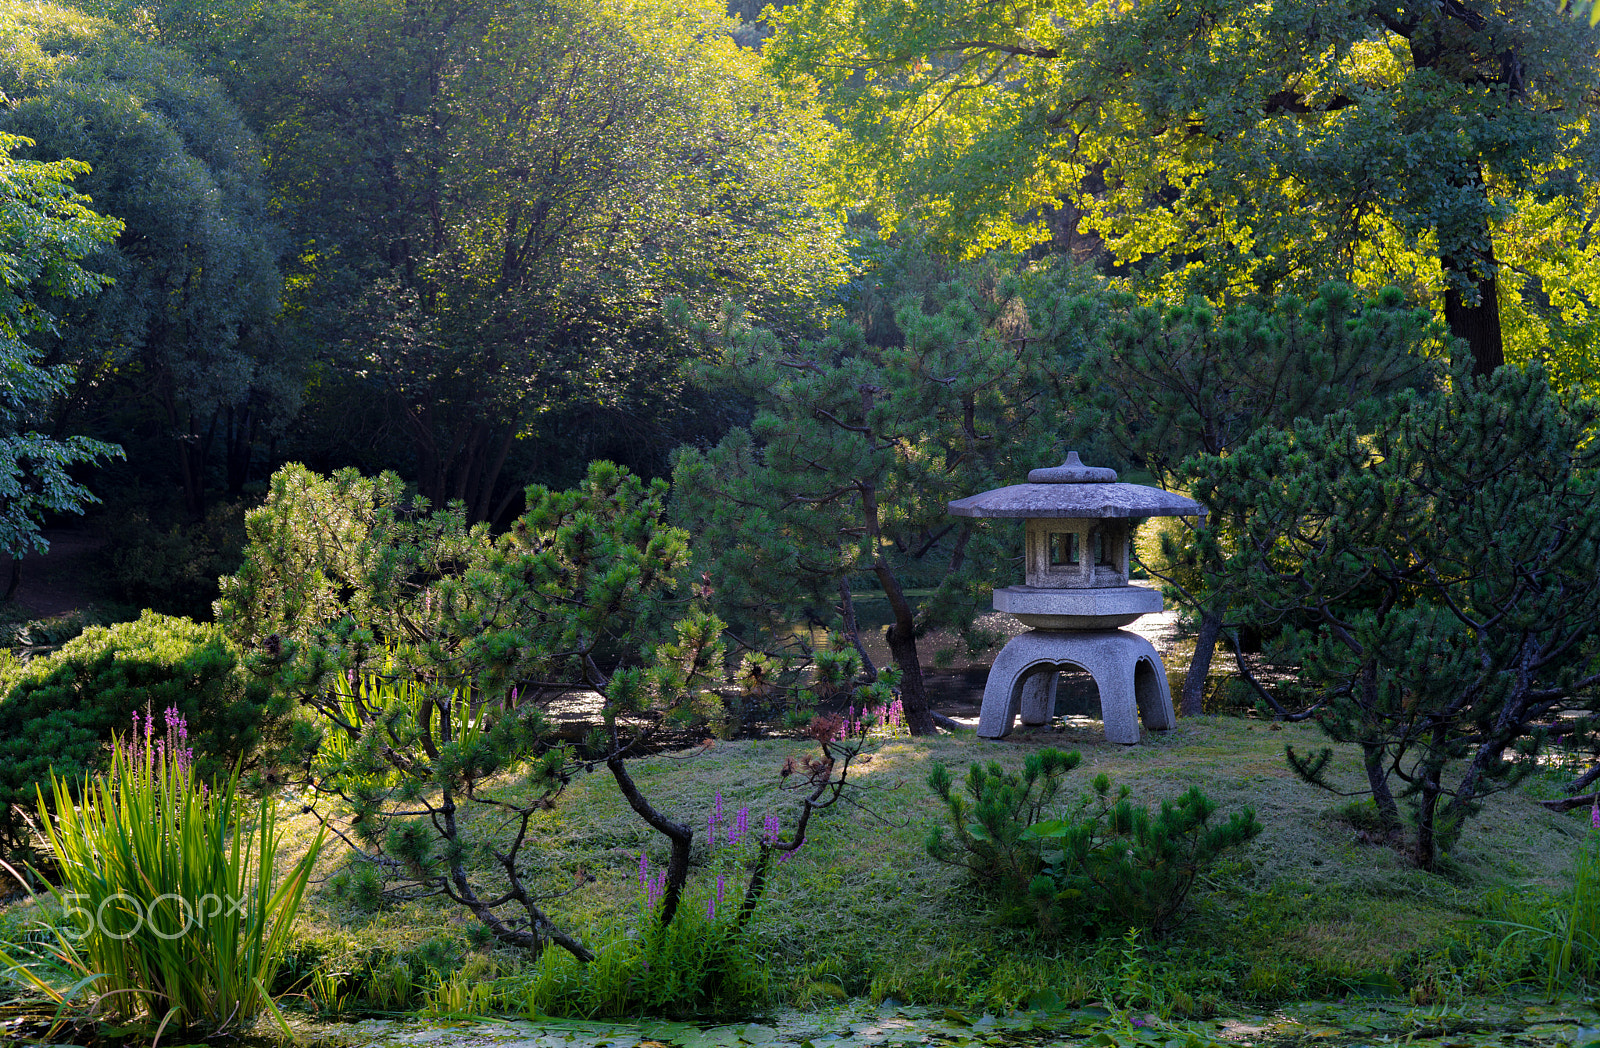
[770,0,1600,385]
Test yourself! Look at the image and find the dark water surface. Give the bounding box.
[224,996,1600,1048]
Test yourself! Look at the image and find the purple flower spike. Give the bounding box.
[1591,796,1599,831]
[639,852,649,887]
[707,897,715,920]
[715,791,723,820]
[717,873,726,903]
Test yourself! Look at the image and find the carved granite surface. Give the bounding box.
[947,482,1204,519]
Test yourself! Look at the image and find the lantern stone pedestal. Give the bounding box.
[948,452,1205,745]
[979,625,1174,744]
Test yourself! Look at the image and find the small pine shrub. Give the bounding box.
[926,749,1262,938]
[0,610,280,863]
[925,749,1081,891]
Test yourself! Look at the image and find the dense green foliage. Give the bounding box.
[768,0,1600,376]
[0,129,122,562]
[97,497,248,620]
[96,0,849,515]
[0,1,285,519]
[673,257,1096,734]
[0,610,275,860]
[926,749,1261,938]
[218,461,735,958]
[1078,282,1443,711]
[1195,365,1600,869]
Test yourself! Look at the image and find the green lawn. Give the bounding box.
[246,715,1588,1019]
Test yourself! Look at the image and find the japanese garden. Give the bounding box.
[0,0,1599,1045]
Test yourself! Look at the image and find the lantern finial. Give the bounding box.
[1027,451,1118,484]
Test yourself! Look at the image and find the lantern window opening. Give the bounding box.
[1048,531,1080,567]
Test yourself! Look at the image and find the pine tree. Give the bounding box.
[1195,364,1600,868]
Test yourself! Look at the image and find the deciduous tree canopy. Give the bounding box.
[768,0,1600,377]
[0,1,286,518]
[116,0,852,517]
[0,130,122,563]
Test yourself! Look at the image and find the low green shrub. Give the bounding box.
[926,749,1261,938]
[0,610,279,863]
[520,902,769,1019]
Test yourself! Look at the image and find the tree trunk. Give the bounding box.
[2,557,19,602]
[1362,740,1401,832]
[1180,610,1223,716]
[225,402,256,496]
[837,578,878,682]
[884,617,935,735]
[1412,774,1440,871]
[606,753,693,926]
[1442,251,1504,378]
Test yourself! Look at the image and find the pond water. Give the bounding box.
[280,997,1600,1048]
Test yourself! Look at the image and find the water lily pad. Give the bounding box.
[1026,990,1065,1014]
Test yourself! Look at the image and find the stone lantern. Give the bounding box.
[949,452,1205,744]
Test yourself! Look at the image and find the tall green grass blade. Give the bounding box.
[25,710,325,1034]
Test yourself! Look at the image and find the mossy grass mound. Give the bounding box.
[232,716,1590,1018]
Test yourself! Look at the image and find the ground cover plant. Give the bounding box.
[48,715,1566,1029]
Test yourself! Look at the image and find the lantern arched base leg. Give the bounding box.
[977,629,1176,745]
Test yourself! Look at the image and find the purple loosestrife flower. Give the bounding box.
[717,873,725,903]
[715,791,723,821]
[1591,796,1599,831]
[707,897,715,920]
[639,852,649,888]
[764,814,780,844]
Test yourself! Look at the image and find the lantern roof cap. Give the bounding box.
[1027,450,1118,483]
[948,452,1206,519]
